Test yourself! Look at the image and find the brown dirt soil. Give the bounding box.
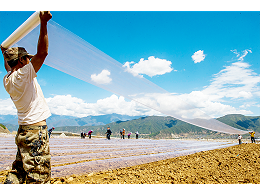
[51,143,260,184]
[1,143,260,184]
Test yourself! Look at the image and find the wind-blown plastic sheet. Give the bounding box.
[10,19,247,135]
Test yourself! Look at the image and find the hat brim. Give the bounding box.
[27,54,34,59]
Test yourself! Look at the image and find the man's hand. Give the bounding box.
[39,11,52,23]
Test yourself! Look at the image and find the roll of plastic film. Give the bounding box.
[1,11,40,48]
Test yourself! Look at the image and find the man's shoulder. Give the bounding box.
[18,62,37,79]
[3,71,12,87]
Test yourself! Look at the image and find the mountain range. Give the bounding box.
[51,114,259,139]
[0,113,144,132]
[1,114,259,139]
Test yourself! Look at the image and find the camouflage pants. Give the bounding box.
[4,125,51,184]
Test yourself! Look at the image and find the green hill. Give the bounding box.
[54,114,260,139]
[54,116,173,136]
[217,114,260,132]
[157,114,260,139]
[0,123,11,134]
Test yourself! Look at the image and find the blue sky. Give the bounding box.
[0,9,260,118]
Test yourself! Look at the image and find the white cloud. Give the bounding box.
[123,56,173,77]
[203,61,260,100]
[237,91,253,99]
[131,91,253,119]
[91,69,112,84]
[231,49,252,61]
[255,91,260,97]
[131,92,211,119]
[1,91,253,120]
[182,52,260,117]
[240,103,254,109]
[0,99,16,115]
[191,50,206,63]
[45,94,160,118]
[177,91,253,118]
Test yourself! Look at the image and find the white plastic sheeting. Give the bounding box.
[0,136,236,177]
[1,12,247,135]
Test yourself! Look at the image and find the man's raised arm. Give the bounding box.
[31,11,52,73]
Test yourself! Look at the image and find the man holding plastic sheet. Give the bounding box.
[1,11,52,184]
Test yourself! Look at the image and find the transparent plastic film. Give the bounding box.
[11,19,247,135]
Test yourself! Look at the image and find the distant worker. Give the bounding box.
[120,129,123,139]
[135,131,139,139]
[128,132,132,139]
[48,127,55,138]
[237,134,242,145]
[81,132,86,139]
[122,129,125,139]
[88,130,93,139]
[106,127,112,140]
[249,131,256,143]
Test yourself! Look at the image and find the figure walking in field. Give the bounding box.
[128,132,132,139]
[135,131,139,139]
[1,11,52,184]
[106,127,112,140]
[120,129,123,139]
[237,134,242,145]
[122,128,125,139]
[249,131,256,143]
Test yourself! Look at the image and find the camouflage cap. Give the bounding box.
[3,47,34,62]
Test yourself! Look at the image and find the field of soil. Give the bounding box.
[1,134,259,184]
[47,143,260,184]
